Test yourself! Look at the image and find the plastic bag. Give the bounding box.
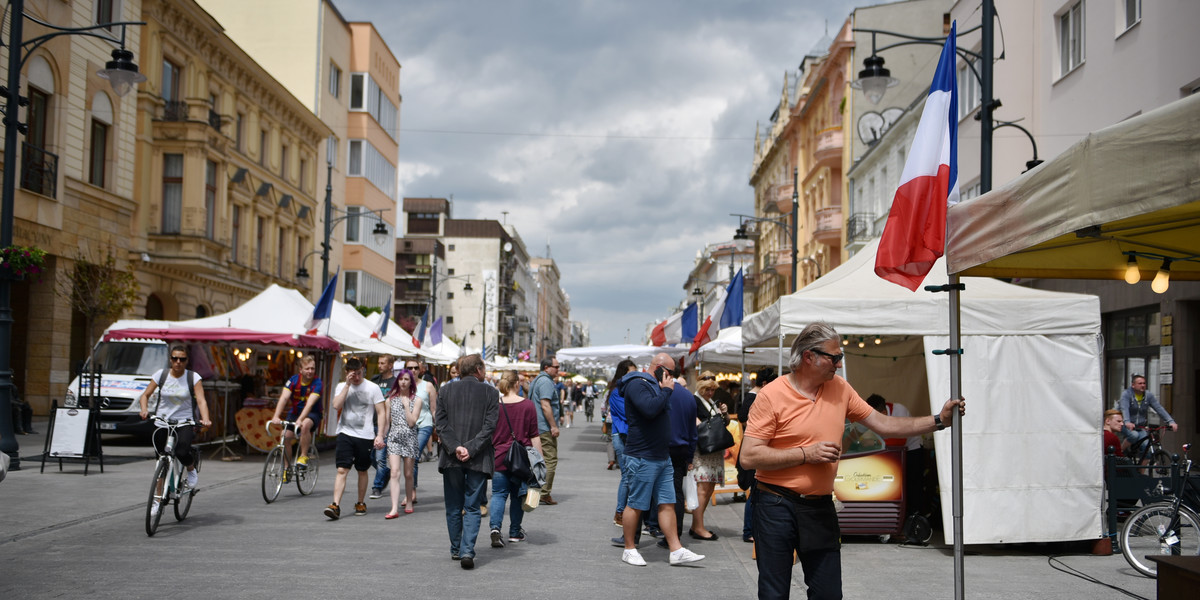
[683,473,699,511]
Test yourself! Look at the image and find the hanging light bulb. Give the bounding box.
[874,336,882,345]
[842,338,849,346]
[1151,259,1172,294]
[1124,255,1141,284]
[857,337,866,348]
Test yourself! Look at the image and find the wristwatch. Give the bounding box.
[933,414,945,431]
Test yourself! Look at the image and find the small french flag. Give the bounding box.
[875,23,959,291]
[371,294,392,339]
[305,268,339,335]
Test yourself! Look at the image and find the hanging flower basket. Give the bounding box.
[0,245,47,281]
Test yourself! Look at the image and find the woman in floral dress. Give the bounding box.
[384,368,422,518]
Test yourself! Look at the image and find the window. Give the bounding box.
[195,305,208,318]
[280,144,288,179]
[27,88,49,150]
[232,205,241,263]
[958,57,981,119]
[407,211,439,234]
[344,270,392,308]
[236,113,245,151]
[1122,0,1140,32]
[448,268,455,276]
[259,129,269,167]
[89,120,109,187]
[448,244,455,251]
[256,216,265,271]
[447,292,455,300]
[329,61,342,98]
[1105,308,1161,408]
[345,206,362,242]
[345,139,397,198]
[344,271,359,304]
[96,0,114,26]
[1059,2,1085,76]
[297,236,307,278]
[205,160,217,239]
[162,154,183,233]
[162,59,181,102]
[446,316,454,324]
[278,227,285,277]
[350,73,365,109]
[299,158,307,191]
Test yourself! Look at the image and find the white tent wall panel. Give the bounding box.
[926,334,1103,544]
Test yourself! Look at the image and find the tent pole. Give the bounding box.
[777,330,783,374]
[949,274,964,597]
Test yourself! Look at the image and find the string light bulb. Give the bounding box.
[1124,255,1141,284]
[1151,259,1172,294]
[842,338,849,346]
[874,336,882,345]
[857,337,866,348]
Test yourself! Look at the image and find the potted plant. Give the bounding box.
[0,245,47,280]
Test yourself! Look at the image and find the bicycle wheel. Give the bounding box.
[262,446,285,503]
[1120,502,1200,577]
[297,443,319,495]
[175,451,200,521]
[146,459,169,536]
[1149,450,1173,477]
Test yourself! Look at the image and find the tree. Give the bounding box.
[354,304,381,319]
[56,249,140,351]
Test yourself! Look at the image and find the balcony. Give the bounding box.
[769,247,793,276]
[846,212,875,244]
[773,184,794,214]
[813,127,843,169]
[20,142,57,198]
[208,109,222,131]
[162,100,188,122]
[814,206,842,247]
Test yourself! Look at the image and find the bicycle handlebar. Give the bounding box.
[151,415,196,427]
[266,420,299,434]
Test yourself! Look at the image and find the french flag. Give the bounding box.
[875,23,959,291]
[371,294,392,339]
[688,269,744,358]
[412,307,428,348]
[650,302,695,346]
[304,268,339,335]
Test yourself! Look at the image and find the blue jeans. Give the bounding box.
[489,469,527,536]
[743,491,754,539]
[372,446,390,490]
[754,491,842,600]
[443,468,489,559]
[613,433,628,513]
[413,426,434,488]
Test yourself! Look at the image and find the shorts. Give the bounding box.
[287,411,322,431]
[623,455,675,511]
[335,433,374,471]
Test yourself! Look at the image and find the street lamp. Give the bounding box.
[0,3,146,469]
[300,157,391,290]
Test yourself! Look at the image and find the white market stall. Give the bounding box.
[695,326,784,372]
[741,238,1103,545]
[556,344,686,370]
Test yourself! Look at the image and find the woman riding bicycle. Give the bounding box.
[138,345,211,489]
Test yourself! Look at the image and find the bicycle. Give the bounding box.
[1119,443,1200,577]
[1127,425,1173,476]
[145,416,203,536]
[261,420,320,503]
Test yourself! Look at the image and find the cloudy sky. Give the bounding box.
[337,0,863,346]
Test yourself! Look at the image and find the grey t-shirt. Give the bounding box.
[530,372,560,434]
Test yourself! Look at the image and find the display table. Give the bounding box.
[236,398,281,453]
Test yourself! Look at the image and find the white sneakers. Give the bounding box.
[186,469,199,489]
[621,549,647,566]
[669,547,705,565]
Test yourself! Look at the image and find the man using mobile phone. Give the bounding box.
[616,353,704,567]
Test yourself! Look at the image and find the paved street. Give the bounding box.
[2,419,1158,599]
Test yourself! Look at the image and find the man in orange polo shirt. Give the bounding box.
[741,322,964,600]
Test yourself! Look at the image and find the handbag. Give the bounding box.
[696,395,734,454]
[500,402,536,484]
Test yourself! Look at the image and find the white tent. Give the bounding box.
[556,344,686,369]
[695,326,784,371]
[741,239,1103,545]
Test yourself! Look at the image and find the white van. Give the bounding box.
[65,339,169,434]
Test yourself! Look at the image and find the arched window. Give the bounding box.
[90,92,114,187]
[146,294,164,319]
[195,304,209,318]
[23,55,56,196]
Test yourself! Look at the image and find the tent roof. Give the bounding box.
[741,238,1100,347]
[104,327,339,352]
[557,344,685,369]
[695,327,782,369]
[947,93,1200,279]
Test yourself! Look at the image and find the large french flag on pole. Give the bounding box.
[305,268,339,335]
[688,268,744,358]
[875,23,959,291]
[650,309,686,346]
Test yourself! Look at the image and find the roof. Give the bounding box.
[403,197,450,214]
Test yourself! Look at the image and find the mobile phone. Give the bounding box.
[654,366,668,382]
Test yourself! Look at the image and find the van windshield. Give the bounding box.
[86,342,169,375]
